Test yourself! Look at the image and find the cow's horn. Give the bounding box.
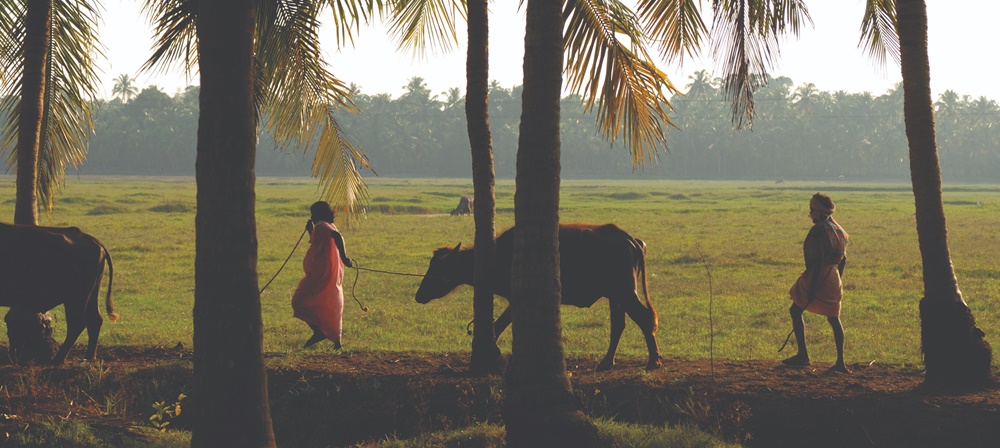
[453,243,462,252]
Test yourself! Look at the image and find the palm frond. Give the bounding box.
[0,2,26,160]
[564,0,678,168]
[316,0,383,48]
[36,0,103,210]
[859,0,899,70]
[635,0,707,65]
[140,0,199,76]
[0,0,100,211]
[710,0,810,128]
[257,0,372,223]
[386,0,464,58]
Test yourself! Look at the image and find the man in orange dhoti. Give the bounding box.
[292,201,352,349]
[783,193,850,373]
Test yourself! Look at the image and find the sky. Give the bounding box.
[98,0,1000,102]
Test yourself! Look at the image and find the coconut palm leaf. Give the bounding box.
[256,0,372,219]
[142,0,403,222]
[563,0,679,168]
[0,0,102,212]
[707,0,811,128]
[859,0,899,70]
[140,0,198,77]
[386,0,464,58]
[635,0,707,65]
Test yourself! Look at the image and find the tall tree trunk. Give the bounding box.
[897,0,992,389]
[503,0,598,445]
[14,0,51,226]
[466,0,502,375]
[191,0,276,446]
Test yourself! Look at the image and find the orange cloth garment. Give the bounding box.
[789,218,848,317]
[291,221,345,342]
[790,265,842,317]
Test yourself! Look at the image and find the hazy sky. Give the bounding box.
[99,1,1000,101]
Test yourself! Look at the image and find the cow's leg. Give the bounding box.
[84,286,104,361]
[493,306,512,341]
[596,301,626,371]
[52,302,88,365]
[620,291,662,370]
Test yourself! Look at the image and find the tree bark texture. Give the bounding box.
[503,0,598,445]
[897,0,992,388]
[191,0,276,446]
[466,0,502,375]
[14,0,51,225]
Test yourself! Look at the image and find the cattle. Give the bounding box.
[0,223,117,364]
[416,223,661,371]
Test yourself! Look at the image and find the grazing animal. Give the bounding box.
[0,223,117,364]
[416,223,661,370]
[450,196,474,215]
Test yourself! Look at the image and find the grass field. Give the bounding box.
[1,177,998,369]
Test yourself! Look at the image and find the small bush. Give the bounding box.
[149,202,191,213]
[87,204,130,215]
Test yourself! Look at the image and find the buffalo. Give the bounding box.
[416,223,662,370]
[0,223,117,364]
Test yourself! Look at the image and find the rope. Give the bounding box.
[352,266,425,277]
[344,260,425,313]
[259,229,307,294]
[347,258,369,312]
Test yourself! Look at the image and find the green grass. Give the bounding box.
[1,177,998,368]
[354,419,738,447]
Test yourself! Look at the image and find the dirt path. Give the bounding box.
[3,347,999,447]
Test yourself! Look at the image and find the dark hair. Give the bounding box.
[310,201,335,223]
[811,193,835,211]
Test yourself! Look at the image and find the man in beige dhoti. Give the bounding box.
[782,193,850,373]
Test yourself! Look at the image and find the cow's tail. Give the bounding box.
[96,238,118,322]
[634,238,657,333]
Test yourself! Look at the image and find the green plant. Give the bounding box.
[149,393,186,431]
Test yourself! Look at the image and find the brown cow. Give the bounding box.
[416,223,661,370]
[0,223,117,364]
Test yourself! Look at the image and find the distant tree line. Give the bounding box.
[64,74,1000,181]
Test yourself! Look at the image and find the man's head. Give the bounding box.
[809,193,835,222]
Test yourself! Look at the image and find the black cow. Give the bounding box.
[416,223,661,370]
[0,223,117,364]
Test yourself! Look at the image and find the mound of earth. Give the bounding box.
[2,347,998,447]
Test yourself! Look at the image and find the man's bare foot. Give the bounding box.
[782,354,810,366]
[828,362,850,374]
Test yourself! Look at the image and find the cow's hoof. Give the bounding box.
[645,359,662,371]
[595,360,614,372]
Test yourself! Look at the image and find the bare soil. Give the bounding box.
[3,347,1000,447]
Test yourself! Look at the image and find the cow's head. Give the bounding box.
[415,243,464,304]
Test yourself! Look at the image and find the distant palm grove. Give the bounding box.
[74,74,998,181]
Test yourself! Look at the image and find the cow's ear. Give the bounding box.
[453,243,462,252]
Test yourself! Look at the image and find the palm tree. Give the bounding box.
[144,0,464,443]
[10,0,49,226]
[895,0,992,388]
[0,0,101,224]
[503,0,600,444]
[112,73,139,103]
[189,0,275,445]
[464,0,502,375]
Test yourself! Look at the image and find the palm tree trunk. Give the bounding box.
[191,0,276,446]
[466,0,503,375]
[897,0,992,388]
[14,0,51,225]
[503,0,598,445]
